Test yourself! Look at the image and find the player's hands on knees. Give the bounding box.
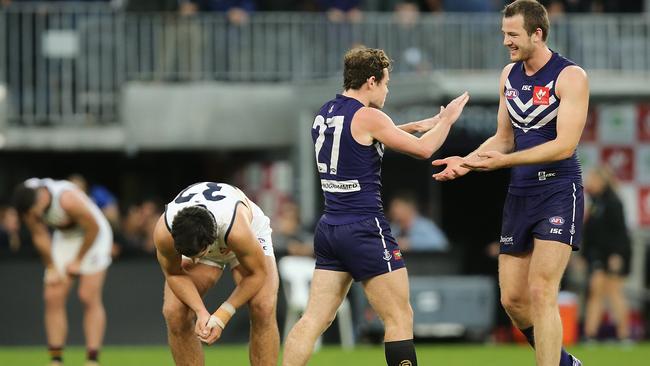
[438,91,470,125]
[432,156,470,181]
[199,323,223,345]
[66,259,82,276]
[44,265,66,285]
[194,310,213,340]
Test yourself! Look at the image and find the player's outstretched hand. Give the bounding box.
[439,91,470,125]
[461,151,509,171]
[432,156,470,181]
[194,310,212,340]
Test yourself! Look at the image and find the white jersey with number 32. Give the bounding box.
[164,182,268,265]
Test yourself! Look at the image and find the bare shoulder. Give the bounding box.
[556,66,589,98]
[558,65,588,83]
[502,62,516,76]
[501,63,516,79]
[225,202,253,246]
[351,106,394,145]
[153,214,174,254]
[353,106,392,126]
[58,189,87,212]
[498,63,516,88]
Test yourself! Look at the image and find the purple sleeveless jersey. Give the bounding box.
[312,94,385,225]
[504,51,582,194]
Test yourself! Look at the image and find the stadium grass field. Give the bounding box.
[1,343,648,365]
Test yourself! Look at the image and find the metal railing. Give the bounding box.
[1,3,649,125]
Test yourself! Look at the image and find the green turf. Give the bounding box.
[0,343,648,365]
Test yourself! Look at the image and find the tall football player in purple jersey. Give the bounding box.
[282,47,469,366]
[433,1,587,365]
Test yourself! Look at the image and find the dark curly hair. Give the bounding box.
[343,46,392,90]
[171,206,217,257]
[12,184,37,216]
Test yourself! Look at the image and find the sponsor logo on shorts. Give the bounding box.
[320,179,361,193]
[399,361,413,366]
[550,228,563,234]
[393,250,403,261]
[538,171,557,181]
[570,224,576,235]
[549,216,565,226]
[500,236,514,245]
[382,249,392,261]
[505,88,519,99]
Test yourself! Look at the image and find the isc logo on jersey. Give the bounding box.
[505,88,519,99]
[533,86,550,105]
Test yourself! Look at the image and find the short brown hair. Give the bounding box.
[343,47,392,90]
[503,0,550,42]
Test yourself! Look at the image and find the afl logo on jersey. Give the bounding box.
[533,86,550,105]
[549,216,565,226]
[505,88,519,99]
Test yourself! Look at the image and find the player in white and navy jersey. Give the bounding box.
[13,178,113,366]
[282,47,469,366]
[433,1,586,365]
[153,182,279,366]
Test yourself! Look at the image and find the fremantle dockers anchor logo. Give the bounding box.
[382,249,392,261]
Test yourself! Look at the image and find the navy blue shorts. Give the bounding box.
[314,215,405,282]
[500,182,584,254]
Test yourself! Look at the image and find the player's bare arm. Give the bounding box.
[433,64,516,181]
[222,204,267,309]
[59,190,100,275]
[24,214,63,284]
[353,92,469,159]
[396,106,445,134]
[199,203,267,345]
[153,215,211,324]
[463,65,588,171]
[24,215,53,266]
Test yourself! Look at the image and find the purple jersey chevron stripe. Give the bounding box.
[504,51,582,193]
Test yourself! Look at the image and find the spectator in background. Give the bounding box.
[582,166,632,343]
[190,0,256,25]
[591,0,644,13]
[316,0,363,23]
[68,174,122,258]
[68,174,119,227]
[0,205,22,256]
[272,200,313,257]
[393,1,431,73]
[120,199,163,256]
[423,0,443,12]
[442,0,496,12]
[388,192,448,252]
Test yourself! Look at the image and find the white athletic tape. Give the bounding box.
[207,315,225,330]
[220,302,236,316]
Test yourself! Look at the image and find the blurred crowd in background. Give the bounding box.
[0,0,645,18]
